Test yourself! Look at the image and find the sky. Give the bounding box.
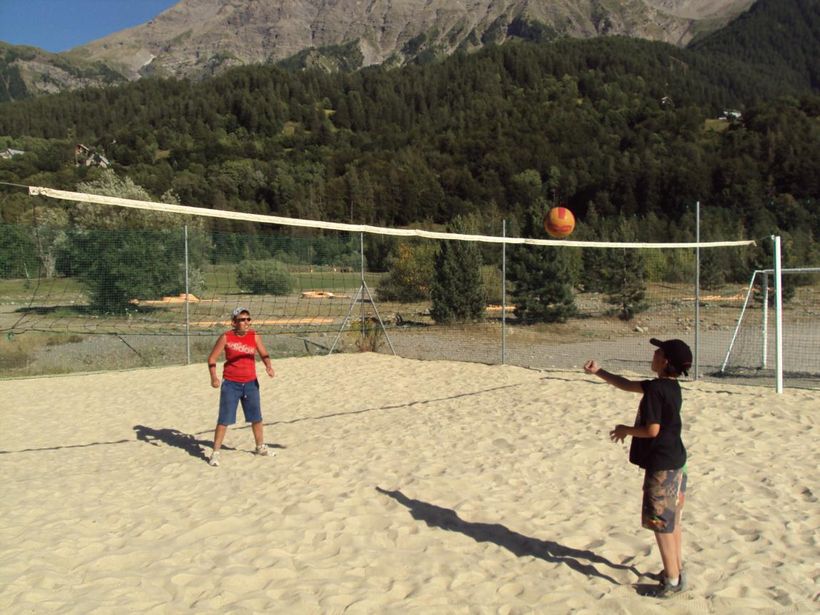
[0,0,179,52]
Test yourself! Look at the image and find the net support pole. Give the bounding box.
[184,225,191,365]
[694,201,700,380]
[773,235,783,393]
[328,233,395,356]
[501,220,507,365]
[359,232,365,337]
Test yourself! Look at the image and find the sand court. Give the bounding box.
[1,353,817,613]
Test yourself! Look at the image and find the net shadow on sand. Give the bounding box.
[0,438,131,455]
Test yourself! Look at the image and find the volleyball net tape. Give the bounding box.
[27,187,755,249]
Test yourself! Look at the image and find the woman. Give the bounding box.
[206,307,275,467]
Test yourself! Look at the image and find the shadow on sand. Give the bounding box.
[133,425,285,463]
[133,425,214,462]
[377,487,645,585]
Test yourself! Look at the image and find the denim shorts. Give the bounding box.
[217,379,262,425]
[641,467,687,534]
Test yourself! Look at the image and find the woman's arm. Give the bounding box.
[207,334,227,387]
[256,335,275,378]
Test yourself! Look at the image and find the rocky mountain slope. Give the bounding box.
[2,0,755,99]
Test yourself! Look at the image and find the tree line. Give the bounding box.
[0,16,818,320]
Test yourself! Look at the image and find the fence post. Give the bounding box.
[184,225,191,365]
[762,273,768,369]
[502,220,507,365]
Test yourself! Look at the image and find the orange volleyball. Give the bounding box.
[544,206,575,239]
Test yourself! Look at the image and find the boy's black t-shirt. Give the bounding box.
[628,378,687,471]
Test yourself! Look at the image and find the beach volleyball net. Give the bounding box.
[5,185,815,389]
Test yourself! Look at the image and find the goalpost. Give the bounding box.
[720,243,820,392]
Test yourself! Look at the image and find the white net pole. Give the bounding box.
[184,225,191,365]
[773,236,783,394]
[695,200,701,380]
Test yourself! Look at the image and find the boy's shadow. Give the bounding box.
[376,487,643,585]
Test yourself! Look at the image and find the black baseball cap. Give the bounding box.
[650,338,693,376]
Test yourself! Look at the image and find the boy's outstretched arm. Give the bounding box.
[583,360,644,393]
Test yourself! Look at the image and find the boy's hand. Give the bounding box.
[610,424,628,443]
[583,360,600,374]
[211,376,220,388]
[265,365,275,378]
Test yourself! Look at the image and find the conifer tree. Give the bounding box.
[507,202,577,323]
[600,216,647,320]
[579,203,608,292]
[430,216,485,324]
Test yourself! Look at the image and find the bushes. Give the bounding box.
[0,223,38,279]
[68,227,184,312]
[236,259,294,295]
[376,242,435,302]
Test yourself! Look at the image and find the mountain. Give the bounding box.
[689,0,820,90]
[71,0,755,77]
[0,42,128,103]
[2,0,754,100]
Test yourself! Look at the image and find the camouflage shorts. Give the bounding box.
[641,467,687,534]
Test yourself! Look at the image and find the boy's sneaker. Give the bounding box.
[645,575,684,598]
[209,451,221,467]
[652,569,687,591]
[254,444,273,456]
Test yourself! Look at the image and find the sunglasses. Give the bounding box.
[235,317,252,322]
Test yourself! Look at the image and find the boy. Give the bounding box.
[584,337,692,598]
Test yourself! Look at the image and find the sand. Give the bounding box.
[1,353,817,613]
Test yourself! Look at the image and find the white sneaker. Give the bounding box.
[254,444,274,456]
[209,451,221,466]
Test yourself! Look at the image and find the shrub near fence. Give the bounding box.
[236,259,295,295]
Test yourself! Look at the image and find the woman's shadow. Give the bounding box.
[376,487,644,585]
[133,425,213,462]
[133,425,285,463]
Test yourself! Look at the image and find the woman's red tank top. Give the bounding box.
[223,330,257,382]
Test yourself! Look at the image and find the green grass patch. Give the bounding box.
[703,118,730,133]
[0,276,86,300]
[202,264,383,294]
